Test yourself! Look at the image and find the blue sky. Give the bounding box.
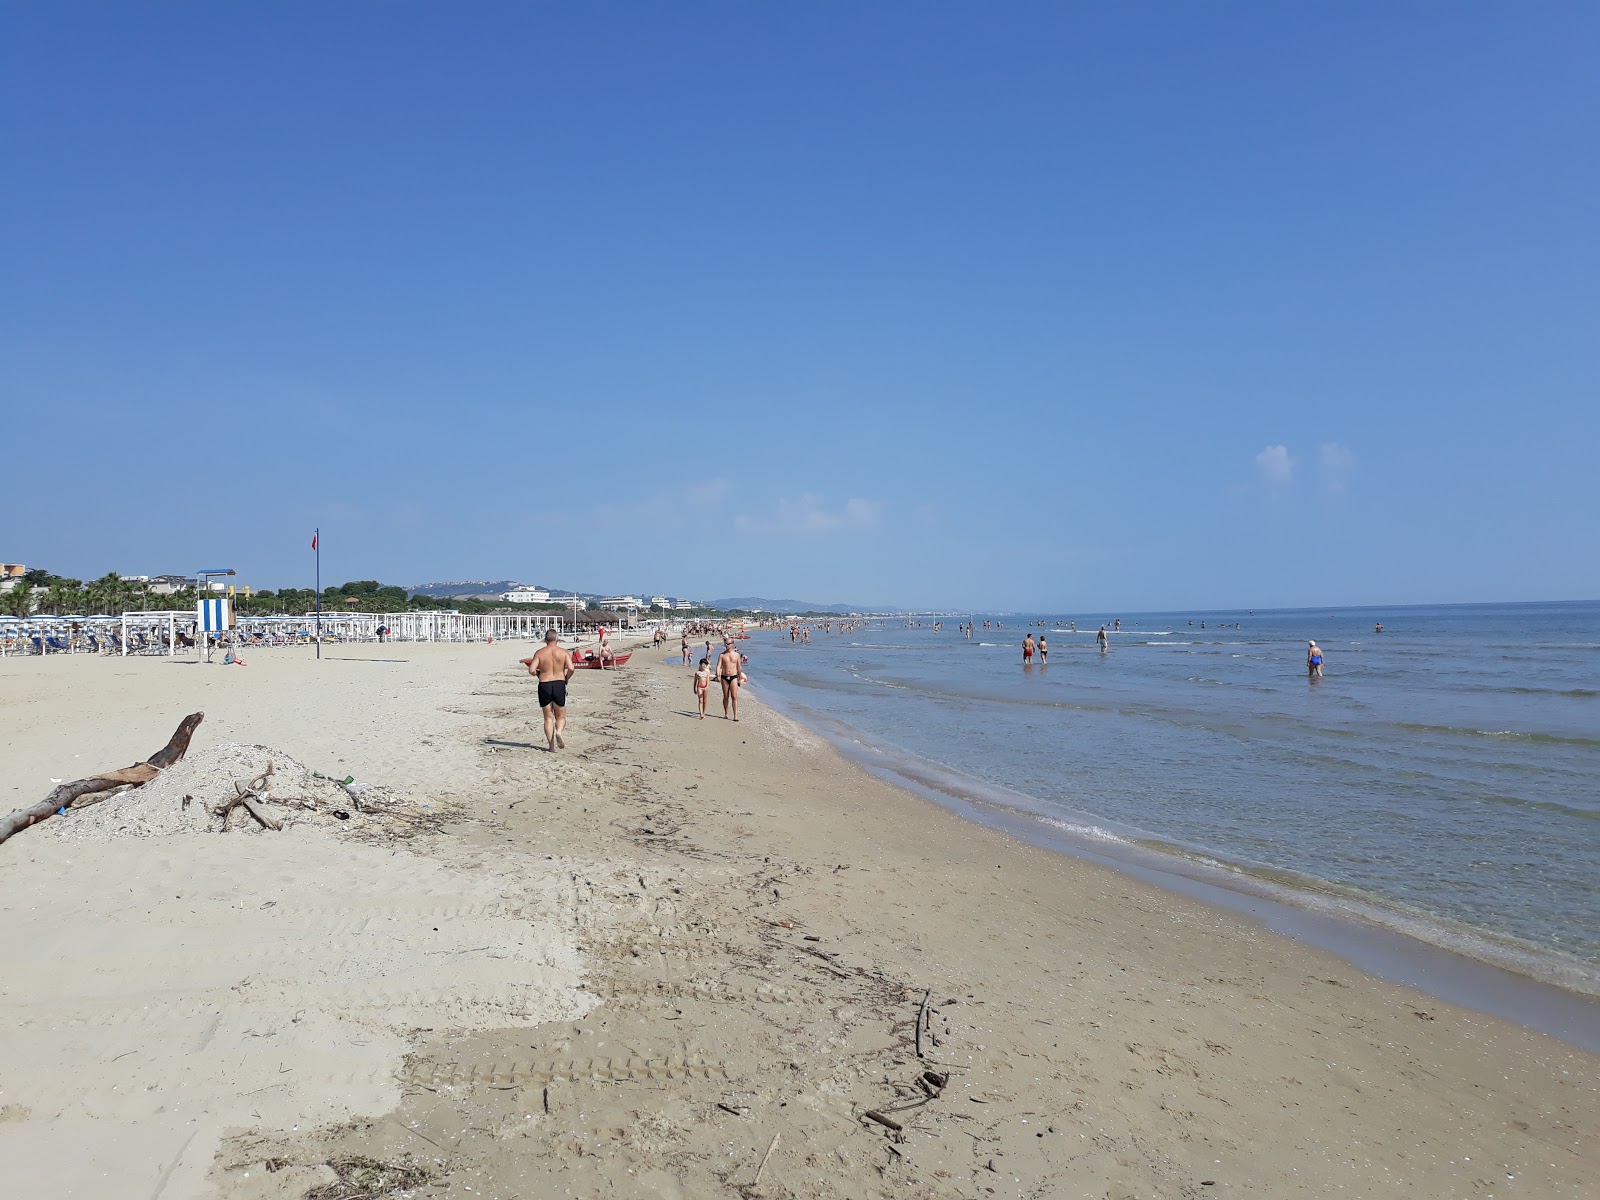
[3,3,1596,610]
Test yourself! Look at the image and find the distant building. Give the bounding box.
[598,595,643,611]
[649,596,670,608]
[144,575,225,594]
[500,585,553,604]
[674,599,696,610]
[0,563,24,593]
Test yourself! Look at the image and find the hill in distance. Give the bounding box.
[707,596,886,615]
[405,584,886,614]
[407,580,576,600]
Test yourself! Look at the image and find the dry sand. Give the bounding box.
[1,640,1595,1199]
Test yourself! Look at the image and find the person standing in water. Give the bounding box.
[1022,633,1035,665]
[1097,625,1109,653]
[1038,634,1048,663]
[1307,640,1324,677]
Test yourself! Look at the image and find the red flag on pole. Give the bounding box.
[310,533,318,551]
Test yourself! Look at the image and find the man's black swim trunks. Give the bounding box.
[537,680,567,708]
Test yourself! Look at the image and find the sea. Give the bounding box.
[733,601,1600,1026]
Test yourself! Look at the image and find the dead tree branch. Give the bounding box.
[0,713,204,846]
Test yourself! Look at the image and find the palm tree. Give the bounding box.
[44,579,73,615]
[4,582,34,619]
[89,572,125,615]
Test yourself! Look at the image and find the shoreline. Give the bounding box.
[752,678,1600,1048]
[2,640,1595,1197]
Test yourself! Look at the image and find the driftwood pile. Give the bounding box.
[3,717,426,846]
[215,761,284,832]
[0,712,204,846]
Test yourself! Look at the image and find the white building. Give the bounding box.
[148,575,222,594]
[500,585,553,604]
[674,599,697,610]
[650,596,670,609]
[598,595,643,611]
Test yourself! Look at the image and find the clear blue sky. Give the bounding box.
[4,3,1596,610]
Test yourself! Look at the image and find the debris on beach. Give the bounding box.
[0,711,203,845]
[44,741,430,842]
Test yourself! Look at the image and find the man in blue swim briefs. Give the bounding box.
[522,629,575,750]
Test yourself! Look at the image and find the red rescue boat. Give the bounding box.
[570,651,631,669]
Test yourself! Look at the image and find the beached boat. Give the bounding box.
[571,651,631,669]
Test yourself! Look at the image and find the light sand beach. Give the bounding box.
[1,642,1595,1199]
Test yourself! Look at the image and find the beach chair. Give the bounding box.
[45,636,69,653]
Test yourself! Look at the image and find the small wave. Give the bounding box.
[1476,793,1600,821]
[1396,722,1600,748]
[1037,817,1130,845]
[1461,685,1600,700]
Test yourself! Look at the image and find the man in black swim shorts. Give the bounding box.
[522,629,575,750]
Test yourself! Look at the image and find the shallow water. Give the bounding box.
[746,601,1600,992]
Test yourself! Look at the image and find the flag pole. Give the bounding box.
[314,528,321,661]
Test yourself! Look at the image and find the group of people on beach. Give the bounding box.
[692,639,748,720]
[525,615,1355,749]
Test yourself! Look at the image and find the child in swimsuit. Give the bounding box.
[693,657,711,719]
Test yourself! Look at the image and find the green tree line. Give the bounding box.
[6,571,708,621]
[5,573,574,619]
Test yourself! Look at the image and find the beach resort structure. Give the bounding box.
[499,585,553,603]
[2,607,572,657]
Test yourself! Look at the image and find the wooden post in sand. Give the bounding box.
[0,712,205,845]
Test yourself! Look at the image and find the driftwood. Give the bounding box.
[915,988,932,1058]
[0,713,204,846]
[236,792,282,832]
[752,1132,781,1188]
[213,763,282,832]
[862,1109,904,1132]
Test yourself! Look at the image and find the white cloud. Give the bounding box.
[1255,444,1297,484]
[1320,442,1355,494]
[687,477,733,506]
[735,494,882,535]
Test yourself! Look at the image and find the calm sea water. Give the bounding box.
[743,601,1600,992]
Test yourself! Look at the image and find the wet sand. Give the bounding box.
[0,640,1594,1198]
